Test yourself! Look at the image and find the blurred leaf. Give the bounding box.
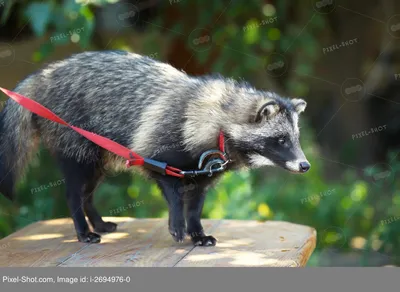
[0,0,16,24]
[25,2,52,37]
[243,19,260,44]
[33,42,54,62]
[267,27,280,41]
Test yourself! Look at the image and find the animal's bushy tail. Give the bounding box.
[0,93,38,200]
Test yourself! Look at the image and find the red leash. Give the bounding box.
[0,87,227,178]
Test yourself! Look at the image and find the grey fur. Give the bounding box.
[1,51,309,187]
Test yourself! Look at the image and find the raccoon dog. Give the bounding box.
[0,51,310,246]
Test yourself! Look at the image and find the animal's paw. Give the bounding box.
[77,232,101,243]
[191,234,217,246]
[94,222,117,233]
[169,226,186,243]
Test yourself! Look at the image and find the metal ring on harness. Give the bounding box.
[198,149,228,169]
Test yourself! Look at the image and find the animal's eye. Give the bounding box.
[278,137,286,145]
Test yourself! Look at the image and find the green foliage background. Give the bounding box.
[0,0,399,266]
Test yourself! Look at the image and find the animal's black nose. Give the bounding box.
[299,161,311,173]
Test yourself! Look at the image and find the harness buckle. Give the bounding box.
[180,149,230,177]
[126,153,167,175]
[143,158,168,175]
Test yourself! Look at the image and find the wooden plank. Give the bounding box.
[175,220,316,267]
[0,218,316,267]
[0,217,132,267]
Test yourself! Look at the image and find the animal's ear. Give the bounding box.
[254,100,279,123]
[292,98,307,114]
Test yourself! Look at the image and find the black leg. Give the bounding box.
[83,169,117,233]
[185,182,217,246]
[154,175,186,243]
[57,155,101,243]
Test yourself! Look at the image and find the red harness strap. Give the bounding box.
[0,87,186,177]
[218,130,225,153]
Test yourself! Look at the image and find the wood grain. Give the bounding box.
[0,218,316,267]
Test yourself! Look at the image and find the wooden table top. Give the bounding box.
[0,217,316,267]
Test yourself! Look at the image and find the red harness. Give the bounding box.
[0,87,229,178]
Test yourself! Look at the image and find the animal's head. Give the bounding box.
[227,93,310,173]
